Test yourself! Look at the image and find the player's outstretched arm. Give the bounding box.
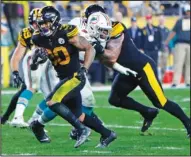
[69,35,95,70]
[11,42,26,72]
[94,34,125,68]
[10,42,26,87]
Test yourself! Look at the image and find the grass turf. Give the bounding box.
[1,88,190,156]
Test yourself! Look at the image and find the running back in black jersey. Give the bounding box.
[32,24,80,79]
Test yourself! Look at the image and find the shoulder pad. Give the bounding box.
[18,27,33,47]
[111,21,125,38]
[60,24,79,38]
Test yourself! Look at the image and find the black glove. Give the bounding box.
[91,40,105,56]
[12,71,23,88]
[32,48,48,65]
[76,66,88,82]
[31,48,48,71]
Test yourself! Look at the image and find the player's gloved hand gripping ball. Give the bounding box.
[31,48,48,70]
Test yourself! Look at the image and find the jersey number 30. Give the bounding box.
[46,46,70,66]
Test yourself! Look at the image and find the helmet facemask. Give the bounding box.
[37,14,58,37]
[29,8,40,31]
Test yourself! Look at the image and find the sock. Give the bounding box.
[38,107,57,125]
[2,88,24,120]
[82,105,93,116]
[30,100,47,121]
[83,114,111,138]
[49,103,84,130]
[38,99,47,111]
[91,112,104,125]
[121,97,152,117]
[163,100,190,127]
[13,89,33,118]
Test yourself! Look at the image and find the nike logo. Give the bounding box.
[40,138,49,142]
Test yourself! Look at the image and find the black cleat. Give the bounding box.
[185,120,190,138]
[96,131,117,148]
[70,127,78,140]
[141,108,159,132]
[29,120,50,143]
[70,127,91,141]
[74,127,90,148]
[1,116,8,124]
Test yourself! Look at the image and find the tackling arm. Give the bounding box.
[95,34,137,77]
[69,35,96,70]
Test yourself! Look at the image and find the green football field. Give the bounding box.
[1,88,190,156]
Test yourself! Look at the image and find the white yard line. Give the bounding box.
[2,153,36,156]
[81,150,112,154]
[151,147,184,150]
[47,123,185,132]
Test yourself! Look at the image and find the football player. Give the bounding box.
[88,11,190,138]
[31,5,138,144]
[68,5,137,140]
[30,6,117,148]
[1,8,59,127]
[71,4,156,133]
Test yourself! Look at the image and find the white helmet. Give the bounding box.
[87,12,112,43]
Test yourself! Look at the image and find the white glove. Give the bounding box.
[113,63,138,77]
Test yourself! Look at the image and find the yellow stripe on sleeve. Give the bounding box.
[67,27,79,38]
[111,23,124,38]
[143,63,167,106]
[18,34,27,47]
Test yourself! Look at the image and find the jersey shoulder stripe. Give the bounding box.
[111,21,125,38]
[60,24,79,38]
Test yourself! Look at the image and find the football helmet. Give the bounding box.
[28,8,40,30]
[84,4,105,19]
[80,4,106,30]
[87,12,112,43]
[37,6,60,36]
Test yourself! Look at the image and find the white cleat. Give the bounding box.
[10,116,29,128]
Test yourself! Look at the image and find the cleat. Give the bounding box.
[1,116,8,125]
[28,117,48,133]
[185,120,190,138]
[10,116,29,128]
[96,131,117,148]
[70,127,91,141]
[74,127,90,148]
[141,108,159,132]
[29,120,50,143]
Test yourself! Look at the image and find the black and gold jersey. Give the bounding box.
[32,24,80,79]
[18,27,33,49]
[108,21,154,73]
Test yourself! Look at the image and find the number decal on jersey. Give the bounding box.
[46,46,70,66]
[23,28,32,39]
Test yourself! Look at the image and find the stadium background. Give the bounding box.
[1,1,189,88]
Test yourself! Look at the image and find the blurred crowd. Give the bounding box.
[1,1,190,87]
